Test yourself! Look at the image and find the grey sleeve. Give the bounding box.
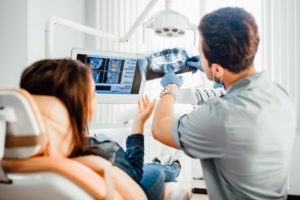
[171,101,226,159]
[194,88,225,105]
[175,88,225,105]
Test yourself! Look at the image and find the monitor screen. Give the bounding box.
[71,49,145,104]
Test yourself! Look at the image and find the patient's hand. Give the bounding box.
[132,95,156,134]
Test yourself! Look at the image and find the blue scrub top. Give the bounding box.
[171,72,296,200]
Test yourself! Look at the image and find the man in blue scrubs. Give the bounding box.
[152,7,296,200]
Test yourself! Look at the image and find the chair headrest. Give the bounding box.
[0,89,74,159]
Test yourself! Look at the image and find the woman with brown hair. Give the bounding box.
[20,58,181,200]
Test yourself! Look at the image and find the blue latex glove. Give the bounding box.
[186,55,203,73]
[160,70,183,88]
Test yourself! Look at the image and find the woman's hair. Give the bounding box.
[20,59,92,155]
[199,7,260,73]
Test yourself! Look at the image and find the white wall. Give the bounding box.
[27,0,86,64]
[85,0,98,50]
[0,0,86,88]
[0,0,28,88]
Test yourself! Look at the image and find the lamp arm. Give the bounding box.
[193,25,198,46]
[119,0,158,42]
[165,0,174,10]
[45,16,120,58]
[45,0,159,58]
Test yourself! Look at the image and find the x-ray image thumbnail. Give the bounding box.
[88,57,106,70]
[106,59,124,84]
[92,71,101,83]
[140,48,193,81]
[88,56,108,84]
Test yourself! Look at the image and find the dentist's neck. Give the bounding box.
[223,66,256,89]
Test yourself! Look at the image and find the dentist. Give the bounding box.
[152,7,296,200]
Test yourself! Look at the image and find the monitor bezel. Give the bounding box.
[71,48,146,104]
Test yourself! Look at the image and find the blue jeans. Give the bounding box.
[139,162,181,200]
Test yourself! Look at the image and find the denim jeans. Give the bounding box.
[139,161,181,200]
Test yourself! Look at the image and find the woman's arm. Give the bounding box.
[122,96,156,182]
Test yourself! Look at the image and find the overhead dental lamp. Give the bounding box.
[147,11,192,37]
[143,0,196,39]
[45,0,196,58]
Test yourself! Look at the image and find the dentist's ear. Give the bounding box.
[211,63,224,80]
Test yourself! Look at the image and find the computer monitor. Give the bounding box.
[71,48,145,104]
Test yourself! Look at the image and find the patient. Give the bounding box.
[20,59,181,200]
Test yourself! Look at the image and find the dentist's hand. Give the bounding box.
[133,95,156,134]
[186,55,203,73]
[160,70,183,88]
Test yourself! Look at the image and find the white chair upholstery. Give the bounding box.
[0,89,46,159]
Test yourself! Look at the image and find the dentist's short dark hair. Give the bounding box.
[199,7,260,73]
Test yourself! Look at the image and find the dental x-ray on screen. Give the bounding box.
[71,48,145,104]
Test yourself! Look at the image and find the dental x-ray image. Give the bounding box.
[139,48,194,81]
[89,57,104,70]
[106,59,124,84]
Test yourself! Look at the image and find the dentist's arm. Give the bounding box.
[152,71,183,148]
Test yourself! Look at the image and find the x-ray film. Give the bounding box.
[139,48,194,81]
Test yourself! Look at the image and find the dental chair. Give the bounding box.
[0,89,190,200]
